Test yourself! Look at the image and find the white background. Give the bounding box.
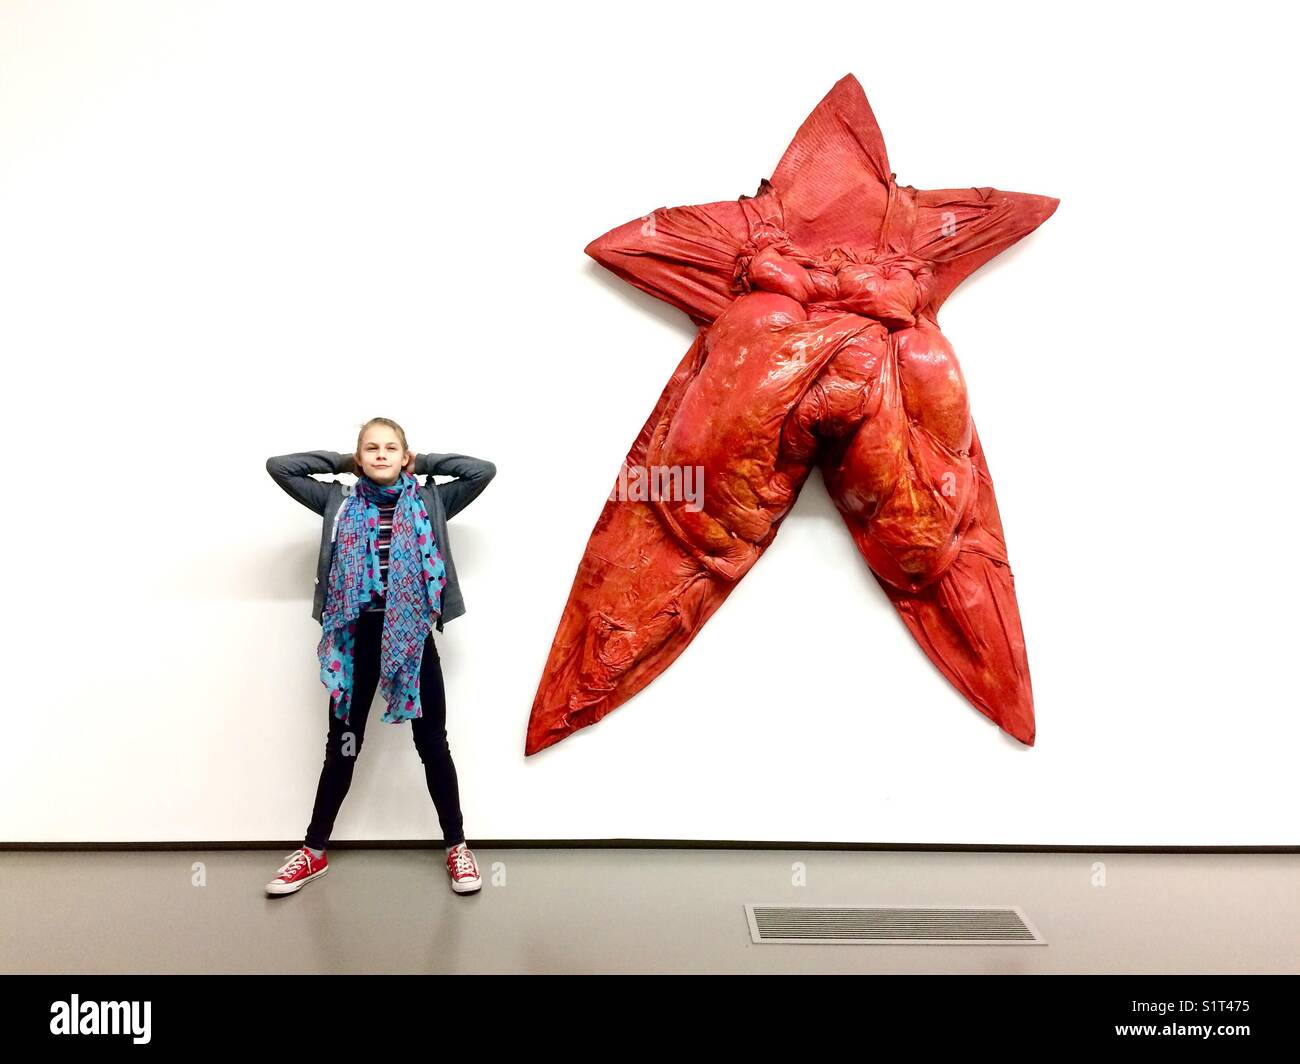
[1,0,1295,845]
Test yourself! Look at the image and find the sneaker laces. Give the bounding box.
[277,849,309,878]
[449,847,477,878]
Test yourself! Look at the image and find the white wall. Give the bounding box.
[2,0,1295,845]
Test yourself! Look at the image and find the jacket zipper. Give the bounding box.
[330,484,354,544]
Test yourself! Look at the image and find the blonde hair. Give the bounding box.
[354,417,410,462]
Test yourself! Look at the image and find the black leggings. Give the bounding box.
[304,610,465,850]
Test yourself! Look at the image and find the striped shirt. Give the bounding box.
[364,499,397,612]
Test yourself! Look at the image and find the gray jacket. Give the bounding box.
[265,450,496,632]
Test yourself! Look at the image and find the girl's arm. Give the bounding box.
[265,450,352,516]
[415,452,497,519]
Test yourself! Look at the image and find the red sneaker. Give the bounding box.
[265,847,329,895]
[446,842,482,894]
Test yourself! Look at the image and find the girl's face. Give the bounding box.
[356,427,409,486]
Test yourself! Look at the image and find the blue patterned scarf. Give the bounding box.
[317,471,447,725]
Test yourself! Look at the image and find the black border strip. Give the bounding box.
[2,840,1297,852]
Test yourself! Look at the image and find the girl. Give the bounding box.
[263,417,496,896]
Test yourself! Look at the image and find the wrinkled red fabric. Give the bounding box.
[527,74,1057,755]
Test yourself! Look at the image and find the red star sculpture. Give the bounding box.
[526,74,1058,756]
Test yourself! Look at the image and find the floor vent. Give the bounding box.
[745,905,1046,945]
